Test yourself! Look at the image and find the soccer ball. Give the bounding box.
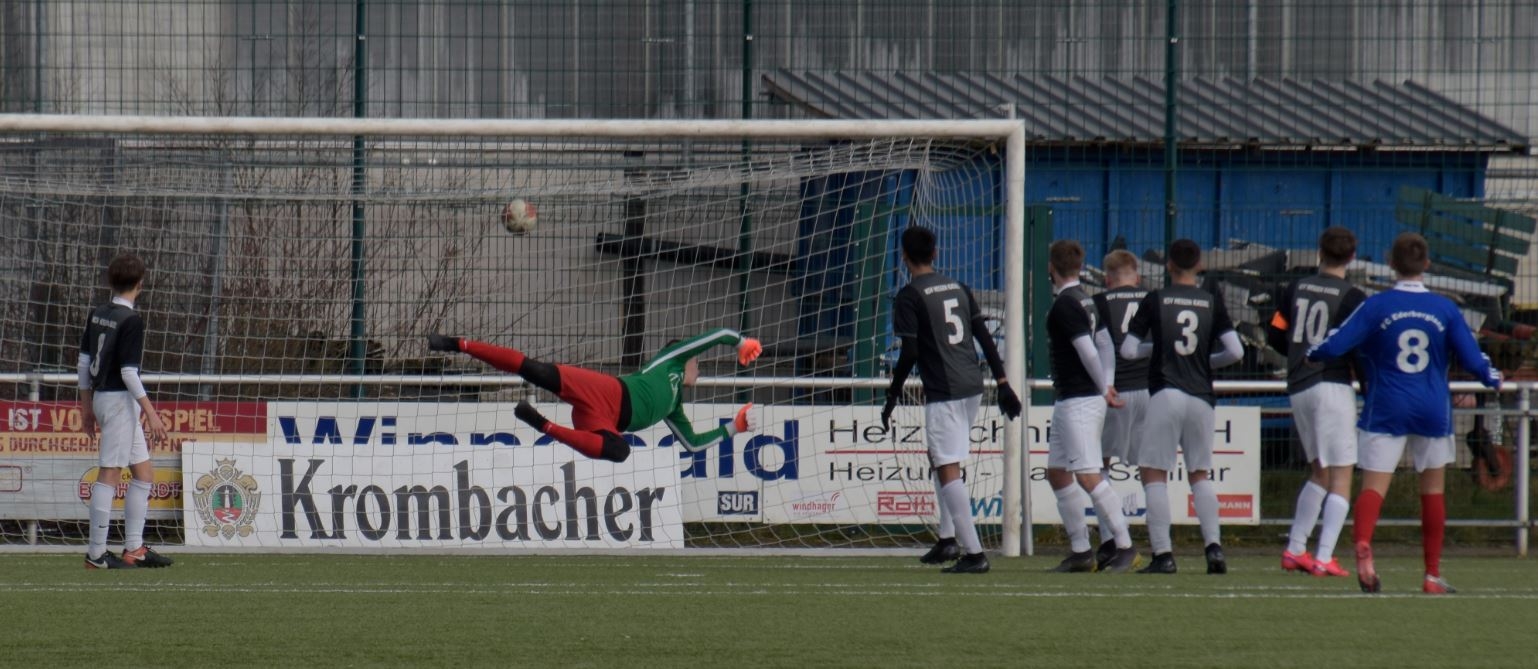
[502,199,537,234]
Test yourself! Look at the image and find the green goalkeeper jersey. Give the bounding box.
[619,328,743,448]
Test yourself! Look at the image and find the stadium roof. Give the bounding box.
[763,72,1530,152]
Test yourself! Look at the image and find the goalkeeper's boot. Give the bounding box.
[84,550,135,570]
[1281,549,1316,573]
[941,552,990,574]
[1102,546,1142,574]
[1094,539,1118,572]
[1310,558,1349,578]
[514,401,550,432]
[1137,552,1177,575]
[595,430,631,464]
[427,334,462,353]
[1050,550,1097,573]
[122,545,174,568]
[1422,574,1457,595]
[1355,541,1381,593]
[1205,543,1228,575]
[919,538,961,565]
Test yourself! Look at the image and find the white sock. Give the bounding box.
[941,480,982,555]
[1315,493,1350,563]
[1286,480,1327,555]
[1088,480,1132,549]
[1144,482,1172,555]
[1095,468,1117,545]
[88,482,115,558]
[1053,485,1092,553]
[1191,479,1222,547]
[124,478,152,552]
[933,472,954,540]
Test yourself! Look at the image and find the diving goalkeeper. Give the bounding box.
[429,329,763,463]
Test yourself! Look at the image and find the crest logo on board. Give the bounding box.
[193,458,260,538]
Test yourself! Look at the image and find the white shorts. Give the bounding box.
[1138,389,1216,473]
[94,391,149,468]
[1290,382,1358,467]
[1357,430,1455,473]
[1101,388,1149,465]
[1048,395,1107,473]
[925,395,981,467]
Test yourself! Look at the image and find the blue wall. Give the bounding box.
[793,151,1490,368]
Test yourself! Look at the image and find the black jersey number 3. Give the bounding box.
[1174,309,1200,356]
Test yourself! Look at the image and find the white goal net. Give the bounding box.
[0,117,1027,554]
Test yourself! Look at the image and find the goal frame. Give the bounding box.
[0,113,1033,557]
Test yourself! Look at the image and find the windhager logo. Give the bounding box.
[877,491,935,517]
[193,458,261,538]
[789,492,842,518]
[1188,494,1254,518]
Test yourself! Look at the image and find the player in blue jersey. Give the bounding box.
[1308,233,1501,594]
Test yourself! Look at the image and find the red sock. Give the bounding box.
[1353,489,1383,547]
[461,339,527,375]
[1421,493,1446,577]
[542,423,605,460]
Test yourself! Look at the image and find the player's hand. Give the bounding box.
[1106,386,1125,409]
[881,392,898,431]
[1487,368,1503,391]
[143,412,170,446]
[80,410,99,445]
[997,382,1023,420]
[736,337,763,366]
[731,403,758,435]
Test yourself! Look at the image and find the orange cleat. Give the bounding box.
[1310,558,1349,577]
[1423,575,1457,595]
[1281,550,1316,573]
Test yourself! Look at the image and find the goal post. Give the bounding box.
[0,114,1030,555]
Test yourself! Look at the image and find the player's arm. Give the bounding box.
[1307,298,1371,363]
[1120,292,1157,361]
[119,316,168,443]
[1091,295,1117,392]
[966,286,1021,419]
[1339,288,1370,392]
[1447,305,1502,389]
[1209,299,1244,369]
[664,403,757,453]
[884,289,921,429]
[1056,296,1110,394]
[77,320,96,439]
[670,328,761,366]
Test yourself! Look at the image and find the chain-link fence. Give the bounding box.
[1,1,1535,546]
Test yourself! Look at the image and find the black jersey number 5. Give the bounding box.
[942,298,965,345]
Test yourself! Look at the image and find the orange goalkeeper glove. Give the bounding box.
[726,403,758,436]
[737,337,763,366]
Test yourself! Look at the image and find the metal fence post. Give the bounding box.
[1518,385,1531,557]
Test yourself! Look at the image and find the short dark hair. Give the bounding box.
[1167,239,1201,272]
[1048,239,1085,278]
[107,253,146,294]
[901,226,937,265]
[1390,232,1431,276]
[1318,226,1357,267]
